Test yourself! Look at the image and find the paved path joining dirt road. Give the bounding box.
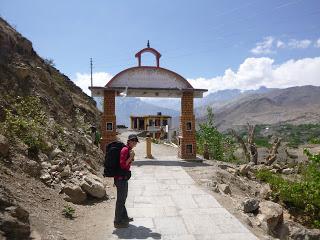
[107,133,258,240]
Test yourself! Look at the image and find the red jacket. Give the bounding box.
[114,145,131,179]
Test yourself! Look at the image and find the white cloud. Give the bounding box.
[188,57,320,93]
[287,39,312,49]
[251,37,316,54]
[72,72,113,96]
[250,36,275,55]
[276,40,285,48]
[315,38,320,48]
[72,57,320,97]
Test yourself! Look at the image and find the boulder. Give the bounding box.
[40,172,51,182]
[62,184,87,204]
[41,161,51,169]
[81,175,106,198]
[239,164,251,175]
[60,165,71,178]
[0,134,9,157]
[22,160,41,177]
[241,198,260,213]
[0,186,31,239]
[282,168,294,175]
[5,206,29,223]
[260,184,272,200]
[289,221,320,240]
[49,148,62,160]
[218,184,231,195]
[257,201,283,235]
[50,165,59,172]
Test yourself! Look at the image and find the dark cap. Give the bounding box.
[128,134,139,142]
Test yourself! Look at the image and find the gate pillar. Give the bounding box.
[101,90,117,152]
[178,91,197,159]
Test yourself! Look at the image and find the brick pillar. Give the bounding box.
[178,91,196,159]
[100,90,116,152]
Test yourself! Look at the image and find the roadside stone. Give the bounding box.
[41,161,51,169]
[272,163,281,170]
[270,169,278,174]
[260,184,272,200]
[38,152,49,162]
[241,198,260,213]
[289,221,320,240]
[5,206,29,223]
[62,183,87,204]
[81,175,106,198]
[207,180,217,187]
[0,134,9,157]
[22,160,41,177]
[218,164,230,170]
[50,165,59,172]
[0,186,31,239]
[60,165,71,178]
[40,173,51,182]
[282,168,294,175]
[226,168,237,175]
[219,184,231,195]
[257,201,283,235]
[239,164,251,175]
[49,148,62,160]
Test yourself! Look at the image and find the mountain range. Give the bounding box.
[118,85,320,131]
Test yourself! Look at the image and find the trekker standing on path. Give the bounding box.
[114,134,139,228]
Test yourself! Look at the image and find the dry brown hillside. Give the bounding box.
[197,85,320,131]
[0,17,107,239]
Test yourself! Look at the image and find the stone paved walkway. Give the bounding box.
[109,154,259,239]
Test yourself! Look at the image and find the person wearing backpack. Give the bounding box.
[113,134,139,228]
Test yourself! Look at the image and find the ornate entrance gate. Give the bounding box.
[90,45,207,159]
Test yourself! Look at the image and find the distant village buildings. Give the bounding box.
[130,112,171,139]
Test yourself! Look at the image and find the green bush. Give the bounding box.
[255,137,272,148]
[0,96,49,156]
[62,205,75,219]
[309,137,320,144]
[256,149,320,228]
[196,107,236,162]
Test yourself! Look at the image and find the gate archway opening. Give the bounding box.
[89,44,207,159]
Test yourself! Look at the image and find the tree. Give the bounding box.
[197,107,224,160]
[231,123,258,164]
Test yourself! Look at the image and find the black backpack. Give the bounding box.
[103,141,131,178]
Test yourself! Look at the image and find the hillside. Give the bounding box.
[0,17,107,239]
[197,85,320,130]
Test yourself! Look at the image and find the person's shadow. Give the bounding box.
[112,224,161,239]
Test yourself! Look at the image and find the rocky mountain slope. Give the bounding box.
[0,17,107,239]
[197,85,320,131]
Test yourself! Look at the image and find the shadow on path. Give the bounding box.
[133,160,210,167]
[112,225,161,239]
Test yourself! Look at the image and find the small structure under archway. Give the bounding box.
[89,44,207,159]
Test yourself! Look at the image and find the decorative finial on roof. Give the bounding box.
[147,40,150,48]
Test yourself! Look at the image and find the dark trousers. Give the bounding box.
[114,179,129,223]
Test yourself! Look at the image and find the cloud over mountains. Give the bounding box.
[73,57,320,96]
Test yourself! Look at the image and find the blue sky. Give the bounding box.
[1,0,320,94]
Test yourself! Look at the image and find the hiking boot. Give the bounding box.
[114,221,129,228]
[123,217,133,222]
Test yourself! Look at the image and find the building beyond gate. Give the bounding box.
[89,44,207,159]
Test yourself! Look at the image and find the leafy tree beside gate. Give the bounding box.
[196,107,235,162]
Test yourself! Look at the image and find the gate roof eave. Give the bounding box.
[89,86,207,98]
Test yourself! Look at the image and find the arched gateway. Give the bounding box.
[89,45,207,159]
